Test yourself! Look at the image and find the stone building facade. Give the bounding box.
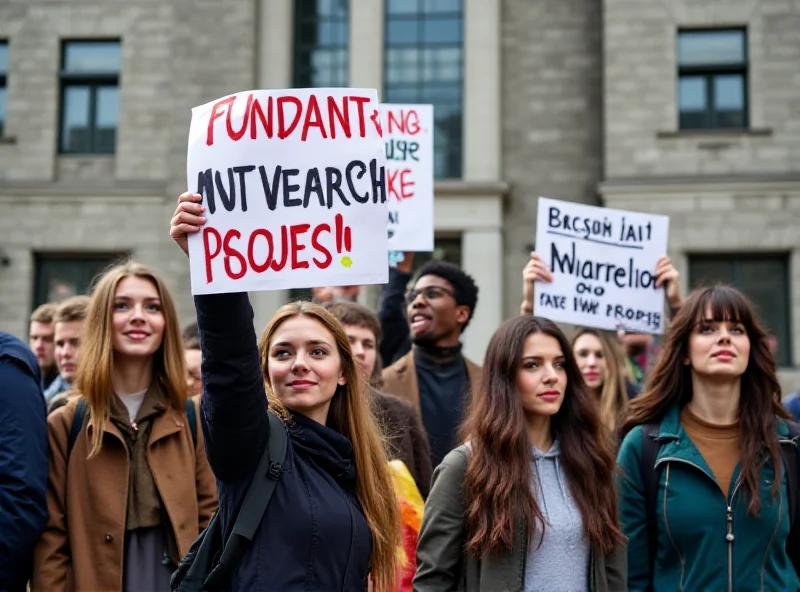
[0,0,798,388]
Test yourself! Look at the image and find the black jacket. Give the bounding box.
[378,267,411,366]
[0,333,48,592]
[196,293,372,591]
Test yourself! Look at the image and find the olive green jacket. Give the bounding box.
[414,445,627,591]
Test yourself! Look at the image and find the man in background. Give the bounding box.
[44,295,91,408]
[29,303,59,390]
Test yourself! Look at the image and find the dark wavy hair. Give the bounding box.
[415,260,479,329]
[622,284,789,515]
[461,315,624,557]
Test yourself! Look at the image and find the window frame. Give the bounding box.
[677,28,749,131]
[291,0,350,89]
[688,253,792,367]
[0,40,8,138]
[58,39,121,155]
[33,252,129,309]
[383,0,464,179]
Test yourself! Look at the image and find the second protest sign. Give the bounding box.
[382,103,434,252]
[534,197,669,334]
[186,88,389,295]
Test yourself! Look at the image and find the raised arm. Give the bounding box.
[520,252,553,315]
[170,192,269,483]
[378,260,413,366]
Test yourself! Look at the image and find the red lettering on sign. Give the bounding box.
[386,109,420,136]
[202,217,355,282]
[387,168,415,201]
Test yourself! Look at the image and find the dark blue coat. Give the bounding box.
[0,333,48,592]
[196,293,372,591]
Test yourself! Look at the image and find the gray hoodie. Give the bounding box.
[524,439,590,592]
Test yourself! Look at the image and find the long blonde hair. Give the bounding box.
[258,302,400,591]
[572,327,628,433]
[74,261,188,458]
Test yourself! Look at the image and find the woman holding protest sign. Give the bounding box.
[169,192,400,591]
[414,315,626,591]
[616,284,800,591]
[32,261,217,592]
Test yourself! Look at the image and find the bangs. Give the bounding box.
[692,284,754,327]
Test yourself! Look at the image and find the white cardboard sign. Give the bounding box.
[186,88,389,295]
[381,104,434,251]
[534,197,670,334]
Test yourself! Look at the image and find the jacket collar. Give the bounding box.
[86,381,185,446]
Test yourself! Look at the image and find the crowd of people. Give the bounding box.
[0,190,798,591]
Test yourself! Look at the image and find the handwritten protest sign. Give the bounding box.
[381,104,434,251]
[186,88,389,295]
[534,197,670,334]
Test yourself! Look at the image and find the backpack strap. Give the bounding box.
[185,398,198,449]
[640,423,662,575]
[780,421,800,573]
[203,411,288,590]
[67,399,88,458]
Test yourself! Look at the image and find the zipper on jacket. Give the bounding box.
[661,463,686,591]
[657,456,743,592]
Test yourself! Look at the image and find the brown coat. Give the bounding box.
[381,349,483,418]
[372,390,434,498]
[32,394,217,592]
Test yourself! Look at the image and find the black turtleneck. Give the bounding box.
[414,343,468,468]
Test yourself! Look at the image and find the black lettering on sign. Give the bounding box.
[539,292,567,310]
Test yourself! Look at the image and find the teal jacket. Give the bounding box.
[617,405,800,592]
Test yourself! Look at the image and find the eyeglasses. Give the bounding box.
[404,286,457,306]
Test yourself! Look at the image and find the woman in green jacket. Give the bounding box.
[617,284,799,592]
[414,315,627,592]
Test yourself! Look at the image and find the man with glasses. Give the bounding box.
[381,260,481,469]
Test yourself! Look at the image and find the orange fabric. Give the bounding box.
[681,406,741,498]
[389,460,424,592]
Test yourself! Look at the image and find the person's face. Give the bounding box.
[111,277,166,359]
[517,332,568,419]
[687,310,750,380]
[312,285,361,303]
[30,321,55,370]
[573,333,607,391]
[267,316,346,424]
[406,275,468,345]
[185,348,203,397]
[54,320,83,382]
[343,324,377,379]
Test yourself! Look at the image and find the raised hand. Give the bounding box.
[169,193,206,256]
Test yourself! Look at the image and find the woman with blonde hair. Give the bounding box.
[572,327,629,434]
[169,192,400,591]
[32,261,217,592]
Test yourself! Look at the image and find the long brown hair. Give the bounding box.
[572,327,628,434]
[622,284,789,515]
[257,302,400,591]
[461,315,624,558]
[74,261,187,458]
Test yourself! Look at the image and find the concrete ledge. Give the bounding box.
[599,174,800,196]
[0,182,167,199]
[656,128,773,139]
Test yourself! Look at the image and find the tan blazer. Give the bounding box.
[381,349,482,416]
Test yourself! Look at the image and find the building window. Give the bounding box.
[293,0,349,87]
[677,29,747,130]
[34,254,127,307]
[689,255,791,367]
[59,40,121,154]
[384,0,463,178]
[0,41,8,137]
